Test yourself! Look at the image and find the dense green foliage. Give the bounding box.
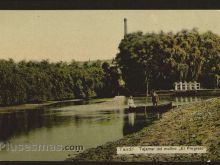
[0,59,120,105]
[1,28,220,105]
[116,29,220,93]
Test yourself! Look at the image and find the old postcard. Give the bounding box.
[0,10,219,162]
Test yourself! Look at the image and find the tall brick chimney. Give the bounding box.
[124,18,127,38]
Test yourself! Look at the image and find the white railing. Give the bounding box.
[174,81,200,91]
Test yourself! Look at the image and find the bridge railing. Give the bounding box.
[174,81,200,91]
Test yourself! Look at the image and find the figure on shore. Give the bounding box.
[151,91,159,106]
[127,96,136,109]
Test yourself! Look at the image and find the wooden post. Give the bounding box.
[144,90,147,117]
[146,81,149,96]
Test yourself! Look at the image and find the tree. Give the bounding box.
[116,28,220,92]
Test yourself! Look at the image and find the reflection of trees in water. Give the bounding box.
[122,111,162,136]
[0,105,123,141]
[0,108,73,141]
[0,101,88,141]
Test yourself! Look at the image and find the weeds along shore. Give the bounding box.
[67,97,220,162]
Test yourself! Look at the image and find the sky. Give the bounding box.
[1,10,220,62]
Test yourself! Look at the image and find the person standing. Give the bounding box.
[151,91,159,106]
[127,96,136,109]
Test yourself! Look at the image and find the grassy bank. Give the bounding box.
[68,97,220,162]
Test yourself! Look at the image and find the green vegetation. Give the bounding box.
[0,59,121,106]
[116,28,220,93]
[1,28,220,106]
[70,97,220,162]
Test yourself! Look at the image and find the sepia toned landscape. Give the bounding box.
[0,10,219,162]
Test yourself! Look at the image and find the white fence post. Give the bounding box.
[180,82,183,90]
[174,82,178,91]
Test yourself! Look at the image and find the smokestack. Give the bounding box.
[124,18,127,37]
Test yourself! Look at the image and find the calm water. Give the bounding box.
[0,96,215,161]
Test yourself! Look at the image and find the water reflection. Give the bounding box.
[0,108,74,141]
[133,96,212,107]
[123,110,162,136]
[128,113,135,126]
[174,96,201,106]
[0,96,216,160]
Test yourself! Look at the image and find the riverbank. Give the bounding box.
[134,89,220,97]
[0,98,113,112]
[68,97,220,162]
[0,101,58,111]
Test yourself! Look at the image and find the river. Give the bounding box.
[0,96,216,161]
